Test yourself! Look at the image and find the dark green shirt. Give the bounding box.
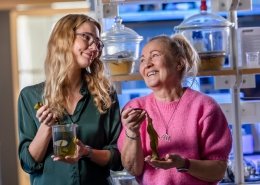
[18,81,123,185]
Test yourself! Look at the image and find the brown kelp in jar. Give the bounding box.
[103,51,135,75]
[147,114,160,160]
[198,52,226,71]
[133,108,161,160]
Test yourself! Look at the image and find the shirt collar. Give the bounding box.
[79,79,88,96]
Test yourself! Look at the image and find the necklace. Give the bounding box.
[154,91,183,142]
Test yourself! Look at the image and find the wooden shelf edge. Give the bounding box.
[102,0,198,4]
[240,68,260,75]
[109,74,143,81]
[198,69,236,76]
[109,70,237,82]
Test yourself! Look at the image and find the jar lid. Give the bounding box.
[101,16,143,43]
[174,12,234,30]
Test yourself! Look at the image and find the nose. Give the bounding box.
[140,57,153,70]
[144,57,153,68]
[88,42,98,52]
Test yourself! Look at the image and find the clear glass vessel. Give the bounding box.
[174,12,234,70]
[101,16,143,75]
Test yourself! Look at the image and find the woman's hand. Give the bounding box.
[36,105,57,128]
[121,107,146,176]
[51,139,86,164]
[121,107,146,133]
[29,105,57,162]
[144,153,185,170]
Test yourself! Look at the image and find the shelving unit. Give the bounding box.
[95,0,259,184]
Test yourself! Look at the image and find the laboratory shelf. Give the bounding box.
[109,68,260,82]
[102,0,200,4]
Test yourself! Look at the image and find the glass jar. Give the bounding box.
[174,12,234,70]
[101,16,143,75]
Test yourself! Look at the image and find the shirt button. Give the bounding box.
[72,173,78,178]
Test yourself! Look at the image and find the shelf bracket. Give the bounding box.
[214,75,236,89]
[241,74,256,89]
[94,0,118,27]
[114,81,122,94]
[211,0,252,12]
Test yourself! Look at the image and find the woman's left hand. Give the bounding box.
[51,139,85,164]
[144,153,185,170]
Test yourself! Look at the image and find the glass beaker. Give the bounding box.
[52,124,77,158]
[246,51,260,68]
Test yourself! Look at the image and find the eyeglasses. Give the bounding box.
[75,32,104,52]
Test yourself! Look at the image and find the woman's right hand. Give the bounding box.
[36,105,57,128]
[121,107,146,133]
[29,105,57,162]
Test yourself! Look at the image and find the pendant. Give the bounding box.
[160,133,170,142]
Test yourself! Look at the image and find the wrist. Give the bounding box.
[127,128,140,136]
[178,157,186,168]
[177,158,190,173]
[41,123,52,129]
[81,145,93,159]
[125,129,140,140]
[39,124,52,136]
[85,147,90,155]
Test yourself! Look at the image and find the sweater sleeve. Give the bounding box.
[198,104,232,161]
[18,87,44,174]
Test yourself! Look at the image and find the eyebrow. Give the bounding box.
[150,50,160,54]
[81,32,100,40]
[141,50,161,58]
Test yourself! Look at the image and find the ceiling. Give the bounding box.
[0,0,86,10]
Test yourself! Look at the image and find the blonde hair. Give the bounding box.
[43,14,114,119]
[149,34,200,84]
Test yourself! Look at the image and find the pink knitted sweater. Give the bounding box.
[117,87,232,185]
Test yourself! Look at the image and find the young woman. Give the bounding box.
[18,14,123,185]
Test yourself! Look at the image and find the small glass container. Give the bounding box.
[52,124,77,158]
[246,51,259,68]
[101,16,143,75]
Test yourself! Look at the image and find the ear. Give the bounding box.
[176,57,185,71]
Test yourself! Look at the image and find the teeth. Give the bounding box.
[147,71,157,77]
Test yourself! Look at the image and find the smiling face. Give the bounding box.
[139,39,182,90]
[72,22,100,69]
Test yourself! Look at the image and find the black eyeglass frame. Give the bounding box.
[75,32,104,52]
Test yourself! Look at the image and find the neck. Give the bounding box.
[153,86,184,102]
[68,69,83,93]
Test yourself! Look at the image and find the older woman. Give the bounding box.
[117,34,232,185]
